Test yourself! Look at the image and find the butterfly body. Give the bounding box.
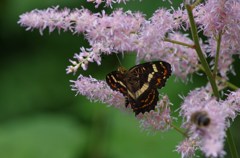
[106,61,171,115]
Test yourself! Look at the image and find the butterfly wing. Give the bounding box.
[106,71,128,96]
[106,71,130,108]
[128,88,159,115]
[127,61,171,115]
[128,61,172,89]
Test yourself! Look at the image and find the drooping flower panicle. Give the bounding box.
[71,75,125,109]
[19,6,202,79]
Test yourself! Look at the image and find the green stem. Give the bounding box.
[170,123,188,137]
[164,38,195,48]
[213,31,222,79]
[226,129,239,158]
[225,80,239,90]
[185,4,220,100]
[199,65,239,91]
[215,76,239,91]
[191,0,202,8]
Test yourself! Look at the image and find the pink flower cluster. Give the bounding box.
[178,87,240,157]
[18,6,204,79]
[176,138,198,158]
[194,0,240,78]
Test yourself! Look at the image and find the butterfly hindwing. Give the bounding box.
[129,88,159,115]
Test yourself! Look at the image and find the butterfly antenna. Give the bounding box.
[115,54,122,66]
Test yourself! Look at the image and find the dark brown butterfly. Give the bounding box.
[106,61,171,115]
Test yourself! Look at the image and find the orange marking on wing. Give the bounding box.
[138,90,156,108]
[119,87,126,93]
[157,78,161,84]
[164,69,168,76]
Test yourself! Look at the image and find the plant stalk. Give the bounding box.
[213,31,222,79]
[185,4,220,100]
[227,129,239,158]
[170,123,188,137]
[163,38,195,48]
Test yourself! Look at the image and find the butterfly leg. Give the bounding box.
[125,97,129,108]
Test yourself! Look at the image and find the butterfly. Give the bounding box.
[106,61,172,115]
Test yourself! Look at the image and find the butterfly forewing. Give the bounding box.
[106,71,128,96]
[128,61,171,89]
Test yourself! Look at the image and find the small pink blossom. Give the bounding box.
[207,38,236,79]
[176,138,198,158]
[223,89,240,120]
[66,47,101,74]
[87,0,128,8]
[172,3,189,31]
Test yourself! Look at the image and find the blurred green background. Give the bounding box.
[0,0,239,158]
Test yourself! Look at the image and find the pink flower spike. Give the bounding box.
[18,6,71,35]
[72,75,125,110]
[66,60,80,75]
[67,47,102,73]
